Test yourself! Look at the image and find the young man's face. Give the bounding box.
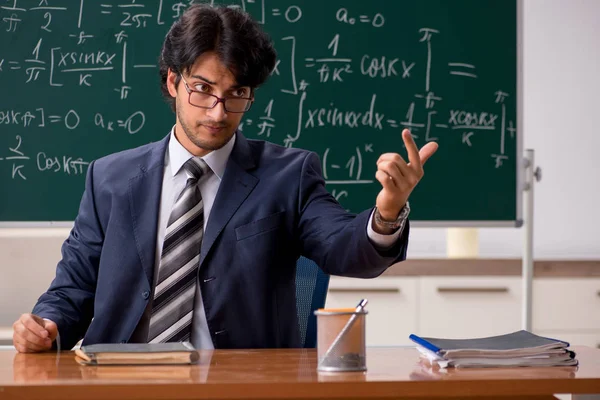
[167,52,252,156]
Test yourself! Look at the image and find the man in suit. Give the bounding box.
[12,4,437,352]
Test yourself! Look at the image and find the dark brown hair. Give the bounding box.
[159,4,277,112]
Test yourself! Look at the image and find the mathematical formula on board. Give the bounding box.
[0,0,516,209]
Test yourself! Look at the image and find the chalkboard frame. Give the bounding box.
[0,0,524,228]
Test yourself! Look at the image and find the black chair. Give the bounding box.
[295,256,330,348]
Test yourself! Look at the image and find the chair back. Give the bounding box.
[295,256,330,348]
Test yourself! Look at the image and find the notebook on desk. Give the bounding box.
[409,330,578,368]
[74,342,199,365]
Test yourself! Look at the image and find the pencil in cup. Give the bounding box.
[314,299,368,372]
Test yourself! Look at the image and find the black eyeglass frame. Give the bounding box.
[179,74,254,113]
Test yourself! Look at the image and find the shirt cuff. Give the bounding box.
[366,208,405,248]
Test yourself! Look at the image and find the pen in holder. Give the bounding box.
[315,299,368,372]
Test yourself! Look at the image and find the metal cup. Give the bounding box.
[314,308,367,372]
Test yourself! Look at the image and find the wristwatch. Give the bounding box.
[374,202,410,229]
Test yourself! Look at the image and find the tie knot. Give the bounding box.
[183,157,209,182]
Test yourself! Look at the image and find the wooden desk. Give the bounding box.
[0,346,599,400]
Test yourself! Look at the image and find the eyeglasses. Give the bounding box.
[180,75,253,113]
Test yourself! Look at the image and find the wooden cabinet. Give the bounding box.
[532,278,600,350]
[418,277,522,338]
[533,278,600,331]
[325,277,418,346]
[327,276,599,346]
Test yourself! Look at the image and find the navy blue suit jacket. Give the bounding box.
[33,133,409,350]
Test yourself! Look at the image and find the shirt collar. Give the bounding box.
[167,126,235,180]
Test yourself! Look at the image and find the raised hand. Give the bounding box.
[374,129,438,224]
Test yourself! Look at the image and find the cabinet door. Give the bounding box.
[419,277,522,338]
[533,278,600,331]
[326,277,418,346]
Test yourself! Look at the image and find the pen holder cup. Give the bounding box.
[314,308,367,372]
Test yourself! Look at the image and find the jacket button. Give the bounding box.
[142,291,149,299]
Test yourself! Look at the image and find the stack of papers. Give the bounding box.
[409,330,578,368]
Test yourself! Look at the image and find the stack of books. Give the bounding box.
[74,342,199,365]
[409,330,578,368]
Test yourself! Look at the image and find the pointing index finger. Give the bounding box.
[402,129,422,170]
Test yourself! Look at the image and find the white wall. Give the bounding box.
[1,0,599,327]
[409,0,600,260]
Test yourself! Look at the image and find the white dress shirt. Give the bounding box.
[156,128,404,349]
[156,129,234,349]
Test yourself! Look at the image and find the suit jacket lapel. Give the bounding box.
[129,135,170,286]
[200,133,258,267]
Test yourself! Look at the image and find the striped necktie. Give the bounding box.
[148,157,209,343]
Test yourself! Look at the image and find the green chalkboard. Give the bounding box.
[0,0,518,224]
